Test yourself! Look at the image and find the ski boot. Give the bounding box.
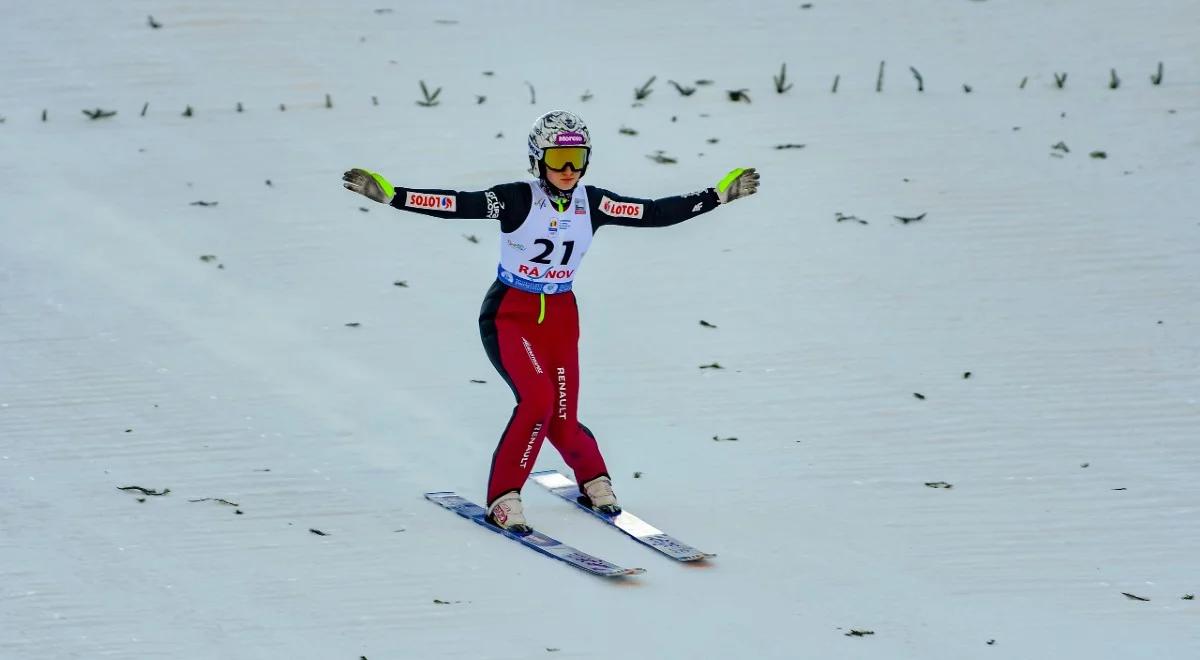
[486,491,533,535]
[580,475,622,515]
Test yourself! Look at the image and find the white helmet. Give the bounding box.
[527,110,591,176]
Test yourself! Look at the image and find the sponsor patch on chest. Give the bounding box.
[599,196,644,219]
[405,191,457,212]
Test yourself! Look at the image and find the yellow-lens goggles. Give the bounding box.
[542,147,589,172]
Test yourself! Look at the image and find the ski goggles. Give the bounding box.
[541,147,589,172]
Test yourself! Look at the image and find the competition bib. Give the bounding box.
[497,182,593,294]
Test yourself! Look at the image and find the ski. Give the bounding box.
[529,470,715,562]
[424,491,645,578]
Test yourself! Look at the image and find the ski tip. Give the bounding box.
[615,567,647,577]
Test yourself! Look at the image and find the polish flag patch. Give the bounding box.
[405,191,457,212]
[599,196,644,219]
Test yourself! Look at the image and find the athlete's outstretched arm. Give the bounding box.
[588,167,759,229]
[342,168,529,224]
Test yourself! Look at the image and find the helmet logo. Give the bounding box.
[554,132,585,146]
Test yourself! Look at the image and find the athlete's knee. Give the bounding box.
[515,382,556,418]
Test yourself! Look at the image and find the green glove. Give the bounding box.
[342,168,395,204]
[716,167,760,204]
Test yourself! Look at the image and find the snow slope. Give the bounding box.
[2,1,1198,658]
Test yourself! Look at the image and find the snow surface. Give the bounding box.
[2,1,1199,658]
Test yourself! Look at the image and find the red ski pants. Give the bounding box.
[478,280,608,506]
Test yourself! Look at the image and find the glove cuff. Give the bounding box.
[368,170,396,203]
[716,168,746,204]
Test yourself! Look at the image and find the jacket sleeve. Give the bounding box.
[388,181,530,228]
[586,185,722,229]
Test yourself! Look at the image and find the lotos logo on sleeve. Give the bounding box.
[405,191,457,212]
[599,195,644,219]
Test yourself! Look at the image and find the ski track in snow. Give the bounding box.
[2,1,1199,659]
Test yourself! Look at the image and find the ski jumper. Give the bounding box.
[388,180,721,506]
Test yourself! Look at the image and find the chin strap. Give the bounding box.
[537,178,573,211]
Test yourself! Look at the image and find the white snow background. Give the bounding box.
[2,1,1198,658]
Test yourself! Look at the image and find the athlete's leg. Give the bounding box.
[479,282,557,505]
[543,292,610,485]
